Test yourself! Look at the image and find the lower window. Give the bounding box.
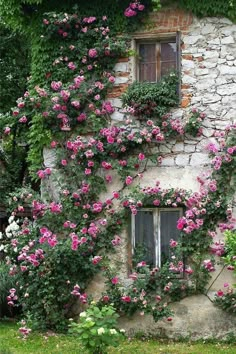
[131,208,182,267]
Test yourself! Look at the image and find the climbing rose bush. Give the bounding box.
[1,6,235,331]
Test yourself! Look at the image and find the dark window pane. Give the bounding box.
[160,210,181,262]
[161,61,176,76]
[139,44,156,82]
[139,63,156,82]
[161,42,176,77]
[134,210,155,265]
[139,43,156,62]
[161,42,176,61]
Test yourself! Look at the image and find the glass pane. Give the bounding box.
[139,63,156,82]
[160,210,181,263]
[134,210,155,265]
[139,44,156,62]
[161,42,176,77]
[139,44,156,82]
[161,42,176,61]
[161,61,176,77]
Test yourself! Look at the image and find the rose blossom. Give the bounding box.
[88,48,98,58]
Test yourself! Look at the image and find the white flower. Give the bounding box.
[8,215,15,223]
[97,327,105,335]
[85,317,92,322]
[0,244,5,251]
[0,232,3,239]
[79,312,87,318]
[110,329,117,335]
[120,329,126,333]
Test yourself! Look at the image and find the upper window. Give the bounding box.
[131,208,182,267]
[135,33,181,83]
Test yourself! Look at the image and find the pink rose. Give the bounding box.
[61,159,68,166]
[4,127,11,135]
[88,48,98,58]
[51,81,62,91]
[111,276,119,284]
[92,256,102,265]
[125,176,133,185]
[19,116,27,123]
[216,290,224,297]
[138,153,145,160]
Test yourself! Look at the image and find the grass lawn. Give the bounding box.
[0,320,236,354]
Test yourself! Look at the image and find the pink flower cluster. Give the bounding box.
[37,168,51,179]
[124,1,145,17]
[111,235,121,246]
[70,232,87,250]
[210,241,225,256]
[39,227,58,247]
[203,259,215,272]
[71,284,87,303]
[7,288,18,306]
[92,255,102,264]
[19,325,32,340]
[18,320,32,340]
[17,247,44,267]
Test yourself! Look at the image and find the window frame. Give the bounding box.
[136,40,177,82]
[131,31,181,98]
[131,207,183,268]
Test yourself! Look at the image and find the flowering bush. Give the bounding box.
[69,302,125,354]
[214,284,236,314]
[214,230,236,313]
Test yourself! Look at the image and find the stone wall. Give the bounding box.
[109,11,236,170]
[107,10,236,338]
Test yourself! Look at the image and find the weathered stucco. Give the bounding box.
[118,295,236,340]
[43,9,236,339]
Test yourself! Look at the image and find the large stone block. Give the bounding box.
[190,153,211,166]
[220,65,236,75]
[175,154,190,166]
[217,83,236,95]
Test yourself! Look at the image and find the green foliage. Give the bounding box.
[0,25,30,113]
[184,108,205,137]
[0,262,15,307]
[224,230,236,266]
[20,244,96,331]
[178,0,236,22]
[100,265,174,322]
[122,72,179,121]
[0,133,29,204]
[214,289,236,314]
[0,0,153,34]
[69,302,125,354]
[2,321,236,354]
[214,230,236,314]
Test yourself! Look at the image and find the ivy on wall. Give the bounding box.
[178,0,236,22]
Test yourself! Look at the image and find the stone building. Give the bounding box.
[44,7,236,339]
